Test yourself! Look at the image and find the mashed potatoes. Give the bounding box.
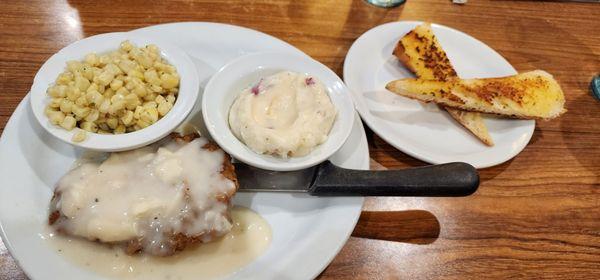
[228,71,336,158]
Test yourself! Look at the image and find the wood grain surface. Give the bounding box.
[1,0,599,279]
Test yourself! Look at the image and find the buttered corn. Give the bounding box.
[44,40,179,140]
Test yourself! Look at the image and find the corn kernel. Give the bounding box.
[137,54,153,69]
[46,110,65,125]
[166,94,176,104]
[129,70,144,80]
[120,40,133,52]
[85,109,99,122]
[143,92,157,102]
[125,93,141,110]
[110,79,123,91]
[72,105,90,119]
[108,101,125,115]
[45,106,56,115]
[49,98,62,108]
[75,75,91,91]
[115,87,129,98]
[80,121,98,132]
[81,66,94,81]
[59,99,73,114]
[133,84,147,97]
[97,71,114,86]
[106,117,119,129]
[67,60,83,73]
[144,69,160,85]
[160,73,179,89]
[84,53,98,66]
[150,84,163,93]
[147,44,159,55]
[157,102,172,117]
[136,119,150,129]
[114,124,126,134]
[98,55,110,66]
[98,100,110,113]
[97,83,106,94]
[140,107,158,124]
[98,123,110,131]
[121,110,134,125]
[155,95,166,104]
[86,83,98,94]
[92,92,104,105]
[75,96,88,107]
[72,129,87,142]
[118,59,136,74]
[133,105,143,119]
[47,86,59,98]
[142,101,157,109]
[60,115,77,130]
[66,87,81,101]
[56,72,73,85]
[103,88,115,99]
[105,63,122,75]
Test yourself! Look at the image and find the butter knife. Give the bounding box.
[235,161,479,196]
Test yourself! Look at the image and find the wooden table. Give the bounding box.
[1,0,599,279]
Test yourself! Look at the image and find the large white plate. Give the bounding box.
[0,22,368,280]
[344,21,535,168]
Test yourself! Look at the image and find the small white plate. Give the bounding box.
[203,52,355,171]
[344,21,535,168]
[30,32,200,152]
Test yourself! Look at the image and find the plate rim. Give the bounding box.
[343,20,535,169]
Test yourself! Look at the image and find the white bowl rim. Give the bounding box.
[29,32,200,152]
[202,51,355,171]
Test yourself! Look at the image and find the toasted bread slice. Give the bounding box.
[444,108,493,146]
[386,70,566,120]
[394,23,457,81]
[394,23,493,145]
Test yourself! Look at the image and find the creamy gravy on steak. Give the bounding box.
[50,136,237,256]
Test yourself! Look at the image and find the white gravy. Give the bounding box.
[44,207,271,279]
[51,137,237,256]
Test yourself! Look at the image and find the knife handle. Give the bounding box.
[309,161,479,196]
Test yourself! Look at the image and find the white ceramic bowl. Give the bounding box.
[30,32,199,151]
[202,52,355,171]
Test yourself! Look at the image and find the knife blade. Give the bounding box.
[234,161,479,196]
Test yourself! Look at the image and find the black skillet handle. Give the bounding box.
[309,161,479,196]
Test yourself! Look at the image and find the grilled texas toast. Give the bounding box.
[393,22,493,146]
[386,70,566,120]
[393,23,457,81]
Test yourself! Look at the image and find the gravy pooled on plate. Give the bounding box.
[228,71,336,158]
[45,206,271,280]
[48,133,238,256]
